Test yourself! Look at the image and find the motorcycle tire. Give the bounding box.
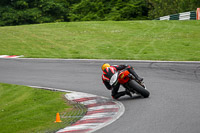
[128,80,150,98]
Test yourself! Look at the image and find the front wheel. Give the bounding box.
[128,80,150,98]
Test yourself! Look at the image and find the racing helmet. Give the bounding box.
[101,63,110,71]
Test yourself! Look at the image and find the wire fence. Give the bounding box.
[60,100,87,125]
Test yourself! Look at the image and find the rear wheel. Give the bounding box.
[128,80,150,98]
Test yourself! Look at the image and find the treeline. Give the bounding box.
[0,0,200,26]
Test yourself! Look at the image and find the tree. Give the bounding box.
[0,0,70,26]
[69,0,149,21]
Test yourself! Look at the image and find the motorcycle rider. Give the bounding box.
[101,63,143,99]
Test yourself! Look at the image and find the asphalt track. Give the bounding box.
[0,58,200,133]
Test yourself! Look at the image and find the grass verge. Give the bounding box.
[0,83,86,133]
[0,21,200,61]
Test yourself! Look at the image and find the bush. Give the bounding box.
[0,0,69,26]
[69,0,149,21]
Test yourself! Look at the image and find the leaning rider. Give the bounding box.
[101,63,143,99]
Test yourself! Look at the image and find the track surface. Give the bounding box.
[0,59,200,133]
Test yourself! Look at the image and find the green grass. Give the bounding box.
[0,83,84,133]
[1,21,199,132]
[0,21,200,61]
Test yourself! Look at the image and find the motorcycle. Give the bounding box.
[110,70,150,98]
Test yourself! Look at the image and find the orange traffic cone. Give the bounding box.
[54,113,62,123]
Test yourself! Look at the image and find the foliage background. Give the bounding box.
[0,0,200,26]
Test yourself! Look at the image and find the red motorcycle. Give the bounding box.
[110,70,150,98]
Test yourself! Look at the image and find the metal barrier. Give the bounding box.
[155,10,197,20]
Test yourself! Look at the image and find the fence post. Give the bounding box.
[197,8,200,20]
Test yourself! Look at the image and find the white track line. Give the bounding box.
[2,57,200,63]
